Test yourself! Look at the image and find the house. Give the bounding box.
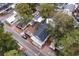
[5,11,19,25]
[72,5,79,17]
[5,14,16,25]
[75,3,79,9]
[16,20,30,30]
[31,21,49,48]
[56,3,67,12]
[72,5,79,28]
[63,3,75,15]
[0,3,13,14]
[21,20,49,48]
[33,16,44,23]
[32,11,44,23]
[56,3,75,16]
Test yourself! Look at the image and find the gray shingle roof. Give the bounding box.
[0,3,12,11]
[34,21,48,42]
[64,4,75,12]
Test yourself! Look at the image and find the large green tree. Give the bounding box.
[40,4,56,18]
[28,3,39,12]
[4,50,23,56]
[46,11,79,56]
[0,26,18,55]
[54,12,73,32]
[46,12,73,38]
[15,3,33,21]
[56,28,79,56]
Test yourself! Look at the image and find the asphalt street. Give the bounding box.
[0,12,50,56]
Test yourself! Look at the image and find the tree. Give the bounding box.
[28,3,39,13]
[40,4,56,18]
[46,12,73,38]
[54,12,73,32]
[0,27,18,55]
[55,12,73,25]
[15,3,33,21]
[56,28,79,56]
[4,50,22,56]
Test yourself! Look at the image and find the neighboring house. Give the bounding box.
[63,4,75,16]
[16,20,30,30]
[56,3,67,12]
[75,3,79,9]
[5,11,19,25]
[32,11,44,23]
[0,3,13,14]
[33,16,44,23]
[56,3,75,16]
[72,5,79,28]
[73,17,79,28]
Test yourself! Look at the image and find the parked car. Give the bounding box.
[22,34,28,39]
[20,32,30,39]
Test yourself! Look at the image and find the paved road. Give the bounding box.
[4,23,48,56]
[0,12,50,56]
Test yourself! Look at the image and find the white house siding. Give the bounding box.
[31,35,49,48]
